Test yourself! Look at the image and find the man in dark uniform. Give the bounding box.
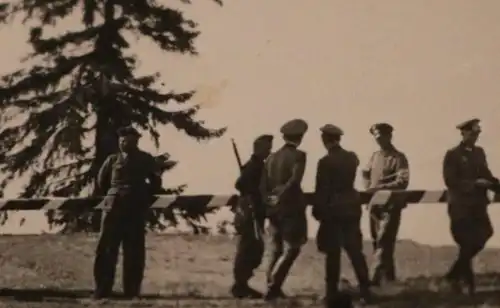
[93,126,162,299]
[442,118,499,295]
[260,118,308,301]
[361,123,410,286]
[231,134,273,298]
[313,124,373,305]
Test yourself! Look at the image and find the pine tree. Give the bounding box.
[0,0,225,233]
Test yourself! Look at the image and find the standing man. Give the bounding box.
[93,126,162,299]
[313,124,373,305]
[260,118,308,301]
[231,134,274,298]
[362,123,410,286]
[442,119,499,295]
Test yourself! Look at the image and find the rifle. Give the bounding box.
[231,138,263,241]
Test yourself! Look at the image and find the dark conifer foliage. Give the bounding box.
[0,0,225,232]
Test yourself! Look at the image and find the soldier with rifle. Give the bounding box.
[230,135,273,298]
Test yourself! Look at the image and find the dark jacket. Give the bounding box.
[443,143,499,218]
[97,149,162,197]
[260,144,307,216]
[314,145,361,219]
[235,154,266,216]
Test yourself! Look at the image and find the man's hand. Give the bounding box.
[266,195,279,206]
[266,186,286,206]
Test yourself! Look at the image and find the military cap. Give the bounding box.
[370,123,393,137]
[320,124,344,136]
[456,118,481,133]
[254,134,274,143]
[280,119,308,136]
[117,126,141,138]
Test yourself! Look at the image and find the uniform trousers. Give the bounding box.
[446,205,493,288]
[233,209,265,285]
[316,214,370,297]
[369,204,402,283]
[93,194,147,297]
[266,211,308,291]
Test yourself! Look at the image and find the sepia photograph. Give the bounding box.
[0,0,499,307]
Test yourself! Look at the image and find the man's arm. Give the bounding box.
[96,155,114,194]
[313,158,329,209]
[146,154,162,193]
[282,151,307,192]
[378,153,410,190]
[477,148,500,189]
[442,150,474,192]
[259,157,272,200]
[235,160,255,194]
[361,153,374,189]
[478,148,498,181]
[350,151,361,185]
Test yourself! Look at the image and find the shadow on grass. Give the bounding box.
[1,288,499,307]
[363,272,500,307]
[0,288,185,302]
[371,290,500,307]
[0,273,498,306]
[0,288,316,303]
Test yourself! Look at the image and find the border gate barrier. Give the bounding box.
[0,190,499,211]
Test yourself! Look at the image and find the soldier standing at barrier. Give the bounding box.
[362,123,410,286]
[260,118,308,301]
[313,124,373,305]
[231,134,273,298]
[441,118,499,296]
[93,126,162,299]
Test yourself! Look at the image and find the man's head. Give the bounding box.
[457,118,481,145]
[253,134,273,159]
[280,118,308,147]
[370,123,393,149]
[117,126,141,153]
[320,124,343,150]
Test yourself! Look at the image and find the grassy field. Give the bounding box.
[0,234,499,307]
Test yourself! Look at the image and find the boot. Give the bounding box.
[230,283,263,299]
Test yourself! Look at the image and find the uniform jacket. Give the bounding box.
[260,143,307,216]
[314,145,361,218]
[362,146,409,208]
[97,149,162,197]
[362,146,409,190]
[443,143,498,218]
[234,154,266,218]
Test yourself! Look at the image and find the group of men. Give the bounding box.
[90,118,498,305]
[230,117,499,305]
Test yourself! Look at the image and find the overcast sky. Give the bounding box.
[1,0,500,247]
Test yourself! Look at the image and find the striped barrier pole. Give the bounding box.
[0,190,499,211]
